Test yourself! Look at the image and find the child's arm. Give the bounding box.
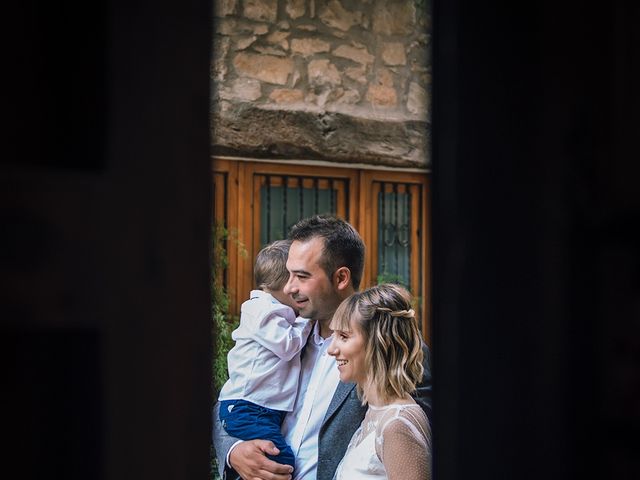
[249,309,312,361]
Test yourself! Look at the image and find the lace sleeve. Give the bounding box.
[376,411,432,480]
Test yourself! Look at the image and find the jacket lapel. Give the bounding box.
[323,381,357,426]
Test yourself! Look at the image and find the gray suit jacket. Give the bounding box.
[212,343,432,480]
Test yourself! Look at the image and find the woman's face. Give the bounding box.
[328,314,367,385]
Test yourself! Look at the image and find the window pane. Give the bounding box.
[259,177,339,247]
[377,186,411,289]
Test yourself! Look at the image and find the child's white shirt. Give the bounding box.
[218,290,313,412]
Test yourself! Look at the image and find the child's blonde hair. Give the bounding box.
[254,239,292,291]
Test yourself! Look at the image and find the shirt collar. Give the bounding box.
[310,320,332,347]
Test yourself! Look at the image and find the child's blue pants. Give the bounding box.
[219,399,295,469]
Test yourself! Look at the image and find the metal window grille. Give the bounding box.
[259,174,348,246]
[377,182,413,289]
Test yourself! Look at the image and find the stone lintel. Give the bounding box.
[212,104,430,168]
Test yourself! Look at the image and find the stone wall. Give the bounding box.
[211,0,431,168]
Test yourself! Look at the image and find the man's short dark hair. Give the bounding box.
[287,215,365,290]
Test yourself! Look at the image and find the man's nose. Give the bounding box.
[283,275,295,295]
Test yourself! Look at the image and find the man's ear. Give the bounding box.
[333,266,351,291]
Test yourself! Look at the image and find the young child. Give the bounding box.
[217,239,312,470]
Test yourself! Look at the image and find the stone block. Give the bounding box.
[212,104,430,168]
[233,52,295,85]
[319,0,362,32]
[243,0,277,23]
[333,44,374,65]
[372,1,416,35]
[253,24,270,35]
[266,30,291,47]
[269,88,305,103]
[286,0,306,19]
[231,78,263,101]
[291,38,331,56]
[215,0,238,17]
[381,42,407,66]
[345,65,367,84]
[216,19,259,35]
[214,18,237,35]
[366,84,397,107]
[234,35,257,50]
[308,59,342,87]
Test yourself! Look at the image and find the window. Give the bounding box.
[212,158,431,341]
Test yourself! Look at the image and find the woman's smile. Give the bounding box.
[328,323,366,384]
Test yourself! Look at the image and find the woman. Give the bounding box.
[328,283,431,480]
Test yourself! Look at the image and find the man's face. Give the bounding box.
[283,237,343,322]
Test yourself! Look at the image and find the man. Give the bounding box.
[213,215,432,480]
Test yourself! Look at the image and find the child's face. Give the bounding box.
[270,288,300,316]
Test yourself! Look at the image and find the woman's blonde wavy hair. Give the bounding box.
[331,283,424,405]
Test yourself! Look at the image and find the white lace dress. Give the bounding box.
[333,403,431,480]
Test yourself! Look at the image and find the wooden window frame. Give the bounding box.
[359,170,431,339]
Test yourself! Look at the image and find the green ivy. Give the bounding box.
[376,271,409,288]
[210,222,244,395]
[210,223,244,480]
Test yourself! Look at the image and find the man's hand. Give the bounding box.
[229,440,294,480]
